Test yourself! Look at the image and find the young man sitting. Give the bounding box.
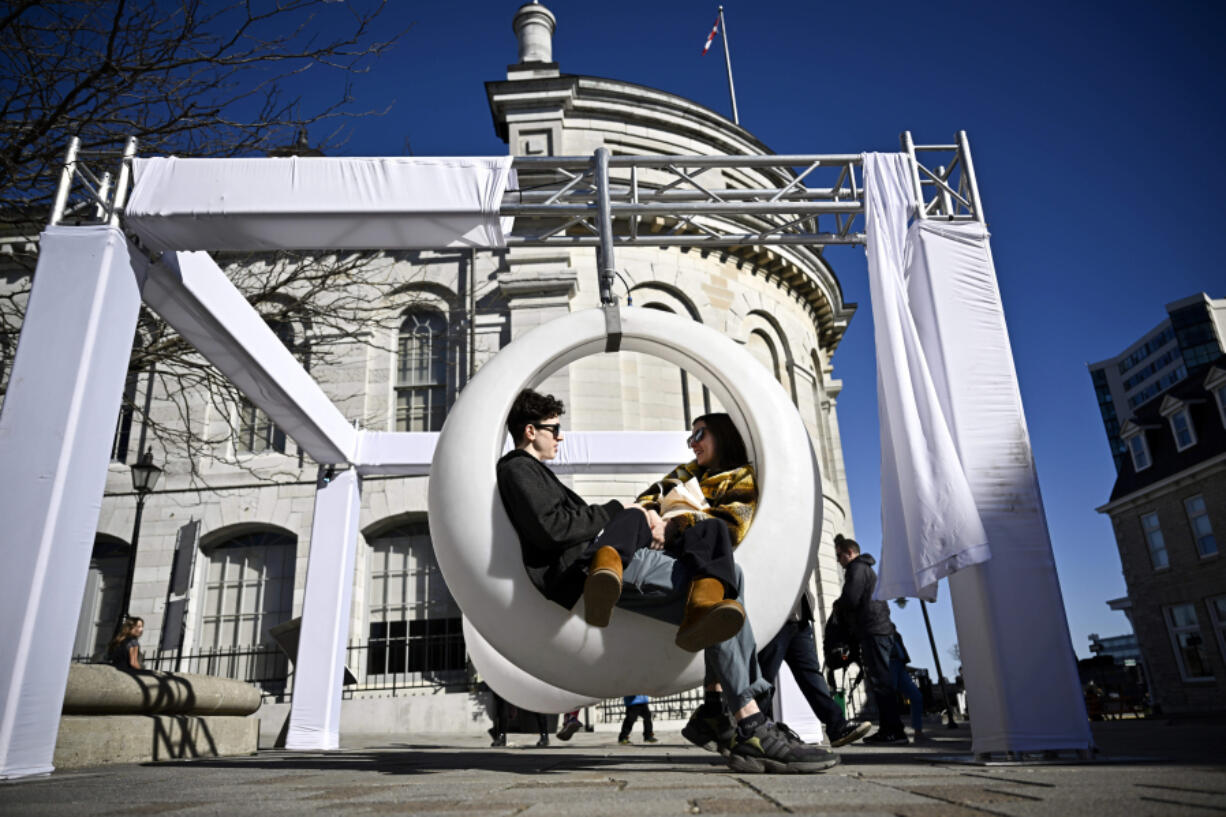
[494,388,840,774]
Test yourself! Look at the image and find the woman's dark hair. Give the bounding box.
[108,616,143,653]
[507,389,566,445]
[694,412,749,471]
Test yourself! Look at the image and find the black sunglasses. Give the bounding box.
[533,423,562,437]
[686,426,707,446]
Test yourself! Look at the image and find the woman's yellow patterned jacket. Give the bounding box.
[635,461,757,547]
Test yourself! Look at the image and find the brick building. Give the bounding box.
[1096,352,1226,715]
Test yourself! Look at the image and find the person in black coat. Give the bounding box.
[833,534,907,744]
[495,389,841,775]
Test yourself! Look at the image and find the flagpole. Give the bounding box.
[718,6,739,124]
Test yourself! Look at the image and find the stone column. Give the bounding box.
[512,1,556,64]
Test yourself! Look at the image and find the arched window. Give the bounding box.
[748,329,781,383]
[199,530,295,648]
[396,309,449,432]
[365,520,465,683]
[73,537,131,660]
[239,319,298,454]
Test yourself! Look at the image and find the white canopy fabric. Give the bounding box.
[126,156,516,252]
[862,153,990,600]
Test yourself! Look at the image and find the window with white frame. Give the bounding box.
[1141,511,1169,569]
[1184,495,1218,558]
[1168,407,1197,451]
[197,530,295,689]
[1166,602,1213,680]
[395,309,449,432]
[1126,432,1151,471]
[365,521,465,682]
[1208,596,1226,670]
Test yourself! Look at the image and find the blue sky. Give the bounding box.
[303,0,1225,679]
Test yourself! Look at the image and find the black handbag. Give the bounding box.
[822,612,860,670]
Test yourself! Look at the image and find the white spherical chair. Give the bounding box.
[428,307,821,700]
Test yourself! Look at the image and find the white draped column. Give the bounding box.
[863,153,1092,758]
[0,227,144,778]
[286,466,362,751]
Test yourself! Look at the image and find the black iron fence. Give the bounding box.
[74,635,473,701]
[596,687,705,724]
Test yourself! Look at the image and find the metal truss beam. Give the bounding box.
[46,132,984,256]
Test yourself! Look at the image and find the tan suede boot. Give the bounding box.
[675,577,746,652]
[583,545,623,627]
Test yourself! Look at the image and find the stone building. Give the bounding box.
[7,2,859,735]
[1096,346,1226,715]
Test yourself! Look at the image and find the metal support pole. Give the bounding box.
[594,146,615,305]
[592,146,624,352]
[110,136,138,228]
[117,492,147,630]
[920,599,959,729]
[956,130,985,223]
[718,6,739,125]
[936,166,954,218]
[49,137,80,227]
[899,131,925,220]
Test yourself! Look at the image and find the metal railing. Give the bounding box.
[74,633,474,701]
[596,686,706,725]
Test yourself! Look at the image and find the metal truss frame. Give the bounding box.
[46,130,984,306]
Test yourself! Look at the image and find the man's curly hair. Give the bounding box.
[507,389,566,445]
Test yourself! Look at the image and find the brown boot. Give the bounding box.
[675,578,745,652]
[583,546,623,627]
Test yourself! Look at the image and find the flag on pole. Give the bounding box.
[701,15,720,55]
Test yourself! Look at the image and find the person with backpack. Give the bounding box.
[833,534,908,745]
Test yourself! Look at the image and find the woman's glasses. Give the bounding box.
[687,426,707,446]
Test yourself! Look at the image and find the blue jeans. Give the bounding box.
[618,546,771,713]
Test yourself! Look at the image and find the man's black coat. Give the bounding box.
[833,553,896,639]
[496,448,622,609]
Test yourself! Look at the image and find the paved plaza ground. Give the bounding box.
[2,719,1224,816]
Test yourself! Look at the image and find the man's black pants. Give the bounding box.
[585,509,739,598]
[859,633,905,734]
[758,618,848,731]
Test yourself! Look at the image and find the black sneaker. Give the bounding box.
[536,734,550,747]
[862,729,909,745]
[728,720,840,774]
[830,720,872,747]
[489,732,506,747]
[681,707,735,756]
[556,718,581,741]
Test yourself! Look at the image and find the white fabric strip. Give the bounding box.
[126,156,516,252]
[862,153,988,601]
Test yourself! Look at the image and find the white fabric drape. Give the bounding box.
[126,156,516,252]
[862,153,989,601]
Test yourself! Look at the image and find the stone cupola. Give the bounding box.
[511,2,558,78]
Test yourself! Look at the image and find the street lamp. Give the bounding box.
[116,447,162,632]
